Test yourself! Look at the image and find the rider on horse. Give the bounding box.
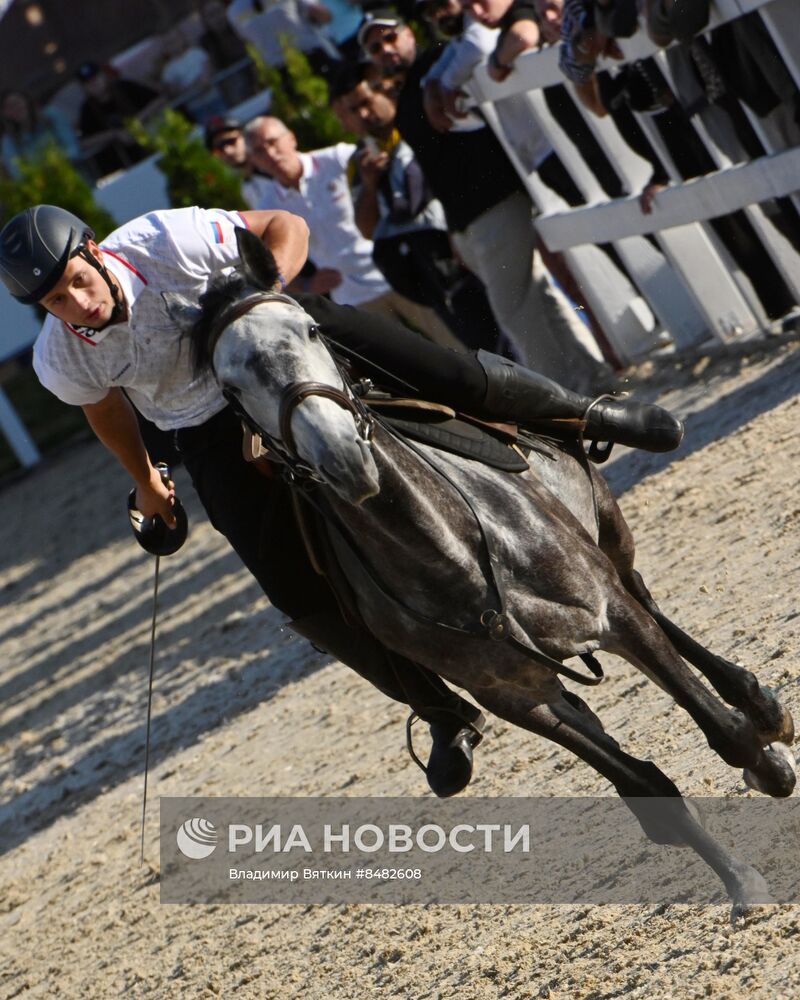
[0,204,683,797]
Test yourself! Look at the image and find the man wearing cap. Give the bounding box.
[77,62,164,177]
[332,65,504,353]
[205,115,249,171]
[359,8,607,392]
[204,116,283,214]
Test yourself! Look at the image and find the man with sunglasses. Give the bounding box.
[205,115,249,171]
[205,116,281,213]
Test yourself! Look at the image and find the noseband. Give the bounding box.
[208,292,373,475]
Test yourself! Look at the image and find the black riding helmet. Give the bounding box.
[0,204,124,331]
[0,205,95,304]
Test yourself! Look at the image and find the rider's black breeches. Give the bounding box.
[294,293,490,408]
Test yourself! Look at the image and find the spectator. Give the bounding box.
[244,114,462,345]
[464,0,624,116]
[205,115,249,171]
[419,0,503,134]
[645,0,709,47]
[359,9,607,389]
[159,24,227,124]
[76,62,164,178]
[664,27,800,256]
[318,0,365,64]
[0,89,80,178]
[332,67,503,352]
[199,0,258,106]
[707,12,799,149]
[226,0,343,80]
[476,0,798,323]
[205,114,287,219]
[427,0,627,361]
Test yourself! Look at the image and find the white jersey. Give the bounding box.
[33,207,250,431]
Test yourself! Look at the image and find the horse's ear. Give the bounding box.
[162,291,202,328]
[235,226,280,291]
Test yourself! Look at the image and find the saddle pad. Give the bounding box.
[380,411,530,473]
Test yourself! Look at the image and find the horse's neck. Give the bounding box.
[322,426,482,579]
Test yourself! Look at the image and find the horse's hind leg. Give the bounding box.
[473,684,770,923]
[591,467,794,749]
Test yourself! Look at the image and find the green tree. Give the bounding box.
[0,140,116,238]
[129,108,248,211]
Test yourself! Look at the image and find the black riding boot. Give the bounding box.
[289,612,485,797]
[476,350,683,453]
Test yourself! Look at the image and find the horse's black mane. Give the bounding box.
[189,234,281,374]
[189,272,251,375]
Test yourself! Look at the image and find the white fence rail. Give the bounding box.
[468,0,800,362]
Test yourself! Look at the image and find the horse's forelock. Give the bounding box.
[189,272,249,375]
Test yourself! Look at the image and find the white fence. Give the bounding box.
[468,0,800,363]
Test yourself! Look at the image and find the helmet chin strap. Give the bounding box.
[69,246,125,335]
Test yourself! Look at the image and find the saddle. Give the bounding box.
[364,395,531,473]
[240,394,559,475]
[240,396,604,687]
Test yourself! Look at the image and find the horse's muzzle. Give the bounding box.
[318,436,380,505]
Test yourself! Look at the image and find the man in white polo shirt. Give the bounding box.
[243,114,461,348]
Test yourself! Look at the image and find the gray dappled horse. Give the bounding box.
[168,229,796,921]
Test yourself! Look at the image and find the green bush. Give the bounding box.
[0,140,117,238]
[250,41,351,149]
[129,108,248,211]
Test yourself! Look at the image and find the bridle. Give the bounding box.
[206,291,374,476]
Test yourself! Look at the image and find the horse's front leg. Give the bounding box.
[607,594,796,798]
[626,569,794,748]
[591,468,794,750]
[472,683,772,924]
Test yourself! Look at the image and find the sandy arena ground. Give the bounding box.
[1,337,799,999]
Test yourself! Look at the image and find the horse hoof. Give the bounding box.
[743,742,797,797]
[755,689,795,746]
[729,864,773,927]
[729,869,773,926]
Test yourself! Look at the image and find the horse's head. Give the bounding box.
[166,228,379,504]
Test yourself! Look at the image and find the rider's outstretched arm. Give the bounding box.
[82,388,176,525]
